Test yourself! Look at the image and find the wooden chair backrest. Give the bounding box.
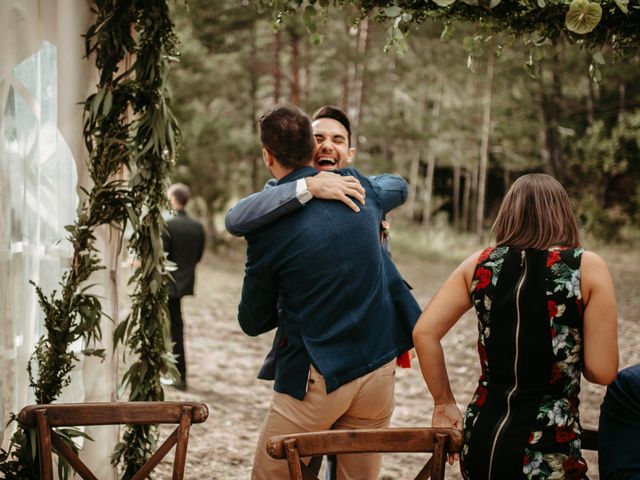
[18,401,208,480]
[267,427,463,480]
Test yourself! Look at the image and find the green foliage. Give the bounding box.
[570,110,640,241]
[84,1,180,477]
[262,0,640,54]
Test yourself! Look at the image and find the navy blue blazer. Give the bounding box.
[238,166,420,400]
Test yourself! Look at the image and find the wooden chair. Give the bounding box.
[18,401,209,480]
[267,427,463,480]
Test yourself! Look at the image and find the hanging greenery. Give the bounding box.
[1,1,179,478]
[82,1,180,477]
[262,0,640,55]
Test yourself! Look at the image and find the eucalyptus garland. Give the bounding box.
[83,1,180,478]
[263,0,640,56]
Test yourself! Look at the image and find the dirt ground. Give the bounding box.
[156,243,640,479]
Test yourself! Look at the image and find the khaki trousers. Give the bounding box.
[252,360,396,480]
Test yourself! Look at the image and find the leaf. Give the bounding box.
[565,0,602,34]
[614,0,629,13]
[592,51,605,64]
[384,6,402,17]
[432,0,456,6]
[537,0,546,6]
[102,89,113,117]
[463,36,476,52]
[309,33,324,45]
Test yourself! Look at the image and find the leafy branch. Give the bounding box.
[83,1,180,477]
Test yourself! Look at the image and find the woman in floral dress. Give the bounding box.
[413,173,619,479]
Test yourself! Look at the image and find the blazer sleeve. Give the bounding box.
[225,180,304,237]
[367,174,408,214]
[237,239,279,336]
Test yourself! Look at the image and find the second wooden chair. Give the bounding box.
[267,427,463,480]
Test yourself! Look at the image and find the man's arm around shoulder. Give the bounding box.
[225,180,302,237]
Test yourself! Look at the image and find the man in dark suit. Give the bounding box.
[239,104,420,479]
[162,183,205,390]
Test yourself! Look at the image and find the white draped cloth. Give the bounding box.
[0,1,118,477]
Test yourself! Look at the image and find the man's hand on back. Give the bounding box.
[305,171,366,212]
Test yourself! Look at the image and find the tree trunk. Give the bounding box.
[408,148,421,221]
[422,157,436,228]
[382,54,398,166]
[462,167,472,232]
[273,30,282,102]
[290,29,301,106]
[303,36,311,108]
[469,156,478,232]
[352,18,371,149]
[537,56,566,182]
[453,148,461,232]
[250,21,260,192]
[422,77,443,229]
[586,73,595,126]
[476,42,495,238]
[618,81,626,123]
[341,18,351,110]
[205,203,219,252]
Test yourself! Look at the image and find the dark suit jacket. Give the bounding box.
[162,210,205,299]
[238,166,420,400]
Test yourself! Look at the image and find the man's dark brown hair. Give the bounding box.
[259,104,315,169]
[168,183,191,208]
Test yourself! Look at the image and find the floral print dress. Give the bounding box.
[461,246,588,480]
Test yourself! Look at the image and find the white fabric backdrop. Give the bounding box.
[0,1,118,477]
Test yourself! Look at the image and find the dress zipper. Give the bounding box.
[487,250,527,480]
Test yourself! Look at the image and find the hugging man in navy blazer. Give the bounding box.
[238,104,420,480]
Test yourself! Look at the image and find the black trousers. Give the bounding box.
[168,297,187,384]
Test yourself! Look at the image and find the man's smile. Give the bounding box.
[316,156,338,168]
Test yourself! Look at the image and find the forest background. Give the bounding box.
[168,1,639,247]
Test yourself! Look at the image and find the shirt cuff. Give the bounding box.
[295,178,313,205]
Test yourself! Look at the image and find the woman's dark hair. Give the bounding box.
[493,173,580,249]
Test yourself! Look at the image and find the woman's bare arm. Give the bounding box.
[580,250,619,385]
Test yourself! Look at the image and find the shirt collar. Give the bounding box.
[277,166,317,185]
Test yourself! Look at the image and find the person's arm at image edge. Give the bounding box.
[581,250,619,385]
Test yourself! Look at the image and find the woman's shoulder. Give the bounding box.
[579,249,609,270]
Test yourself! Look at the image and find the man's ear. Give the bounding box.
[262,148,274,167]
[347,147,356,164]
